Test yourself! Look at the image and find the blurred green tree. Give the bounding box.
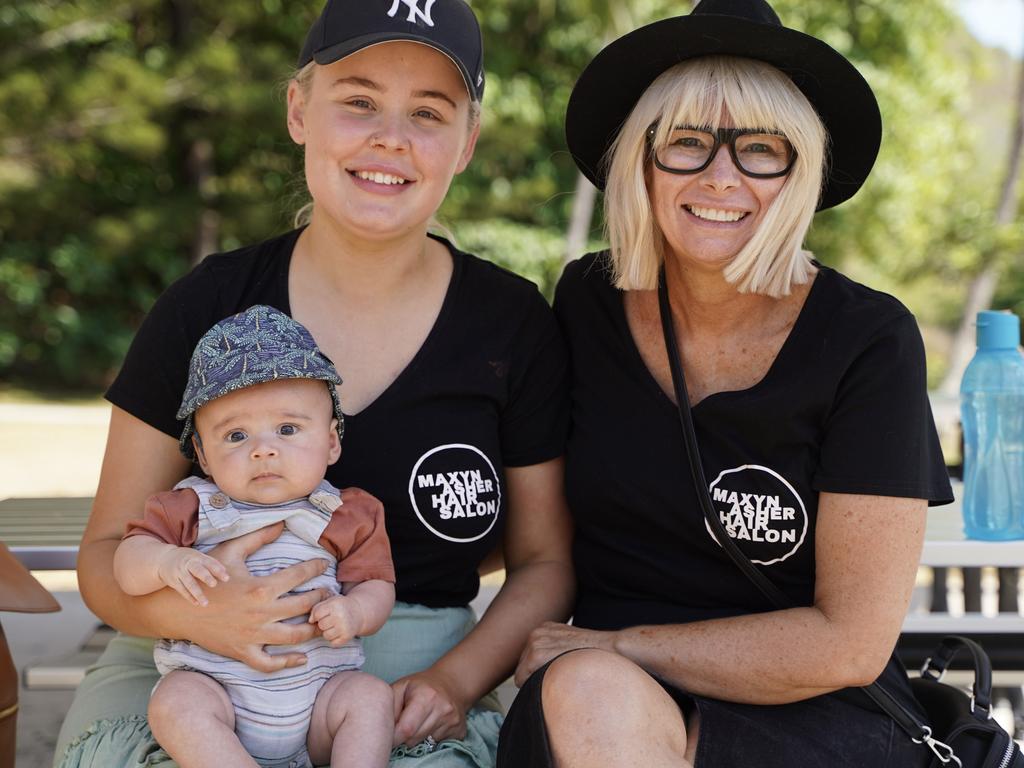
[0,0,1013,391]
[0,0,319,389]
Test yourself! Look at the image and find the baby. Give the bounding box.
[113,305,396,768]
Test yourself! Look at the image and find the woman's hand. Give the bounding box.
[514,622,617,687]
[391,668,471,747]
[383,459,575,747]
[185,522,329,672]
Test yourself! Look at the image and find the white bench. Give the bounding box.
[5,492,1022,696]
[899,487,1023,691]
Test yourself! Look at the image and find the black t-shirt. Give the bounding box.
[107,228,569,608]
[555,252,952,710]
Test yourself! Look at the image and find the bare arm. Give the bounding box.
[80,406,330,671]
[392,457,576,745]
[113,535,229,606]
[517,492,925,704]
[341,579,396,636]
[112,537,182,596]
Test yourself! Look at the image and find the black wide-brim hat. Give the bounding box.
[565,0,882,210]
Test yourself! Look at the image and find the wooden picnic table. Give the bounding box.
[3,485,1020,569]
[1,487,1022,688]
[0,496,90,571]
[2,489,1020,629]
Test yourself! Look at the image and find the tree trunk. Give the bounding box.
[938,266,1001,398]
[565,171,598,263]
[995,25,1024,227]
[164,0,220,266]
[937,35,1024,397]
[188,137,220,266]
[168,0,193,48]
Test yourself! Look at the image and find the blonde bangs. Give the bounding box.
[604,56,828,296]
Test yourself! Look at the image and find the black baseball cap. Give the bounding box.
[298,0,485,101]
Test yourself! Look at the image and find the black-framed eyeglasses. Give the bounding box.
[646,124,797,178]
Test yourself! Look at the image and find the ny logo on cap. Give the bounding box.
[387,0,436,26]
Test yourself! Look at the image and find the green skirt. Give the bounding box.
[54,602,503,768]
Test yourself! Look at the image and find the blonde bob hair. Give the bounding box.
[603,55,828,297]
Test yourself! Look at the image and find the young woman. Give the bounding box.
[56,2,574,766]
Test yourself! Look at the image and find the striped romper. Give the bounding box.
[127,476,395,768]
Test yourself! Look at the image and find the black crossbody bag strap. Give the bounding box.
[655,267,950,757]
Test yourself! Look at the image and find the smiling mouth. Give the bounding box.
[685,205,747,223]
[350,170,409,186]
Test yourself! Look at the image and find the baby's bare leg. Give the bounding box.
[149,669,257,768]
[307,670,394,768]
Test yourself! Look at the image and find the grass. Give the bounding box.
[0,396,109,498]
[0,384,105,406]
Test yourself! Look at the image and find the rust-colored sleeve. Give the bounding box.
[319,487,395,584]
[123,488,200,547]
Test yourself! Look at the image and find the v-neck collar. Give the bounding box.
[613,263,829,411]
[278,229,463,423]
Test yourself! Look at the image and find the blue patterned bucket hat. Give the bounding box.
[177,305,344,459]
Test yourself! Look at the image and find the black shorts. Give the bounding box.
[496,652,930,767]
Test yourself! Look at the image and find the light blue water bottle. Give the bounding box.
[960,310,1024,539]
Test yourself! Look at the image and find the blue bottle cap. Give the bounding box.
[976,310,1021,350]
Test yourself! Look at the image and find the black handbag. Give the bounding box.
[909,637,1023,768]
[656,268,1023,768]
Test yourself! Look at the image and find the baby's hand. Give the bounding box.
[309,595,364,647]
[155,547,230,607]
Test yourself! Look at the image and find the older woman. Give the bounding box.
[497,0,952,766]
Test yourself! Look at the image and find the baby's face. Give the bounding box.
[192,378,341,505]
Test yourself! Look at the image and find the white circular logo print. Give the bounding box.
[408,444,502,543]
[705,464,808,565]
